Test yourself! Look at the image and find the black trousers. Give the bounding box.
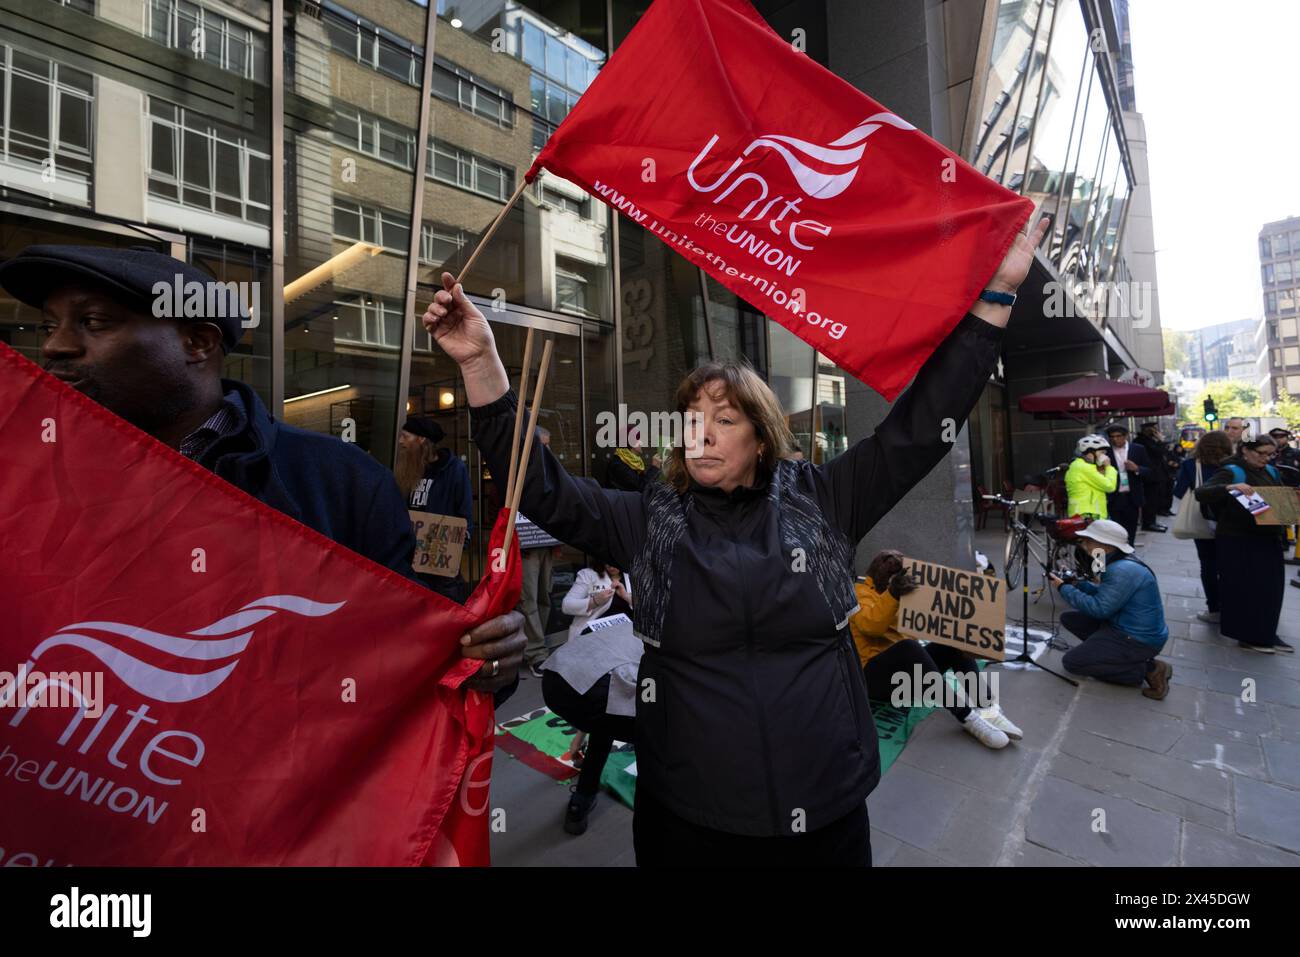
[1060,611,1158,686]
[541,671,636,796]
[1193,537,1220,614]
[1108,493,1139,545]
[1217,535,1286,647]
[862,639,982,722]
[633,788,872,867]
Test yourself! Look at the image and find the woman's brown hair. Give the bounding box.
[1194,430,1234,467]
[664,360,795,494]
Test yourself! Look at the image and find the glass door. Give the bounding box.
[406,302,584,586]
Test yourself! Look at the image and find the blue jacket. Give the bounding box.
[199,379,417,580]
[1060,555,1169,648]
[1172,457,1200,500]
[408,448,474,539]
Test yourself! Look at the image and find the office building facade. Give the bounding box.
[1258,215,1300,405]
[0,0,1161,580]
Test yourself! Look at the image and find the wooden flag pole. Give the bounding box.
[502,338,553,555]
[502,327,535,510]
[456,176,529,287]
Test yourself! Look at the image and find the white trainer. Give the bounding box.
[978,704,1024,741]
[962,712,1010,749]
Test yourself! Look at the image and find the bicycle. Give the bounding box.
[983,490,1092,595]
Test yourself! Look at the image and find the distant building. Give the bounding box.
[1259,215,1300,403]
[1184,318,1258,382]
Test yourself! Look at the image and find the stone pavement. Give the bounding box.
[488,520,1300,866]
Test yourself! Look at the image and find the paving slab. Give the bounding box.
[1232,776,1300,854]
[1048,751,1229,831]
[1025,775,1181,867]
[866,761,971,852]
[1261,736,1300,788]
[1180,821,1300,867]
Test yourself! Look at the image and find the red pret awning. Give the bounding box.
[1018,375,1172,418]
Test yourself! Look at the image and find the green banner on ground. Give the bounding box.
[496,698,937,810]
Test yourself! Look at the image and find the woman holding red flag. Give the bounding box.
[425,218,1048,866]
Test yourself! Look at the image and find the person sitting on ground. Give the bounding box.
[1049,519,1173,698]
[542,562,639,835]
[1065,433,1117,519]
[850,550,1023,750]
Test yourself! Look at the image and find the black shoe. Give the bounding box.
[1157,511,1175,517]
[1274,639,1295,655]
[1291,578,1300,589]
[1141,524,1168,533]
[564,789,598,835]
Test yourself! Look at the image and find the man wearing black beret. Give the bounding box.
[0,244,522,697]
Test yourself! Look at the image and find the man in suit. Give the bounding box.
[1102,422,1156,545]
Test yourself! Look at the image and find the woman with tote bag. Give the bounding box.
[1172,431,1233,623]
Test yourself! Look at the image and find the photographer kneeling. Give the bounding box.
[1049,520,1173,700]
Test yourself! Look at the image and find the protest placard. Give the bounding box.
[409,511,468,577]
[896,558,1006,661]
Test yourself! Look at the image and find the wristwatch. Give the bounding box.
[978,288,1016,306]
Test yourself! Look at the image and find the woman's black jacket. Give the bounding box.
[471,313,1004,836]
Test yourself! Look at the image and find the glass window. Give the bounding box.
[1277,261,1292,284]
[333,200,361,240]
[1275,233,1291,257]
[1021,0,1089,236]
[973,0,1053,186]
[1265,264,1275,285]
[522,22,544,70]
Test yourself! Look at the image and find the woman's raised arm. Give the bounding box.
[424,273,648,569]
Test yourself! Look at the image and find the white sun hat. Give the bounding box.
[1076,519,1133,554]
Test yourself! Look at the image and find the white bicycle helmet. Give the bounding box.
[1075,434,1110,457]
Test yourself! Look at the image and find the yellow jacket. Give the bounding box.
[1064,456,1117,518]
[849,582,904,668]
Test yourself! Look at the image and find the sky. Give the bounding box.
[1128,0,1300,333]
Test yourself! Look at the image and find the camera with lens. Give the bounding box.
[1053,568,1082,585]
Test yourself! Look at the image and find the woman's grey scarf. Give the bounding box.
[630,459,858,648]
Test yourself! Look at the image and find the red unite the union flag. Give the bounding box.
[0,342,519,866]
[527,0,1034,399]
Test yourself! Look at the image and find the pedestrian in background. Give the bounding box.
[606,427,661,492]
[519,426,557,676]
[1102,422,1154,544]
[1065,433,1117,519]
[1194,435,1292,653]
[398,416,473,603]
[1173,430,1234,625]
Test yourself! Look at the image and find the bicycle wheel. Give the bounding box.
[1004,528,1025,588]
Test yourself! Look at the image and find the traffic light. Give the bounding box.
[1203,397,1218,424]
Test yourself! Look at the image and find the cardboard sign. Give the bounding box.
[896,558,1006,660]
[408,510,467,577]
[1253,486,1300,525]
